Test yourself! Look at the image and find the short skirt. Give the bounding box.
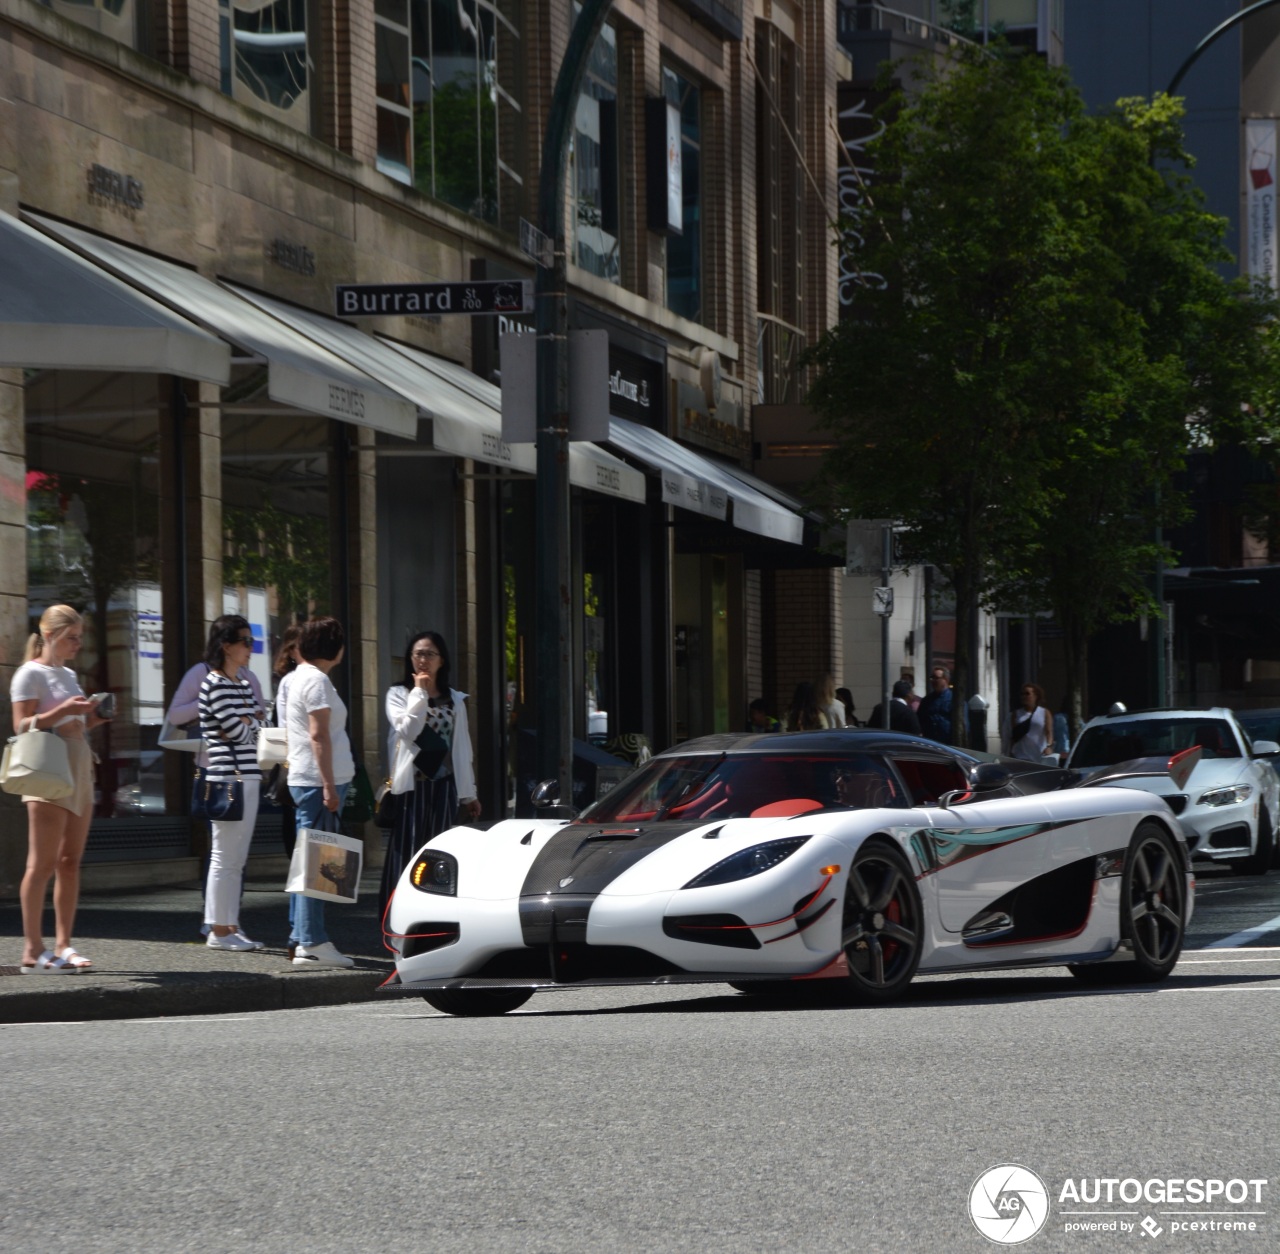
[24,736,94,817]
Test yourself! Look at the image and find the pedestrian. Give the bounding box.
[868,679,923,736]
[746,698,781,733]
[835,686,859,727]
[784,682,829,732]
[197,615,266,951]
[12,605,105,972]
[165,615,267,945]
[269,625,300,859]
[1004,682,1055,762]
[380,631,479,920]
[917,665,954,744]
[284,616,357,968]
[814,673,847,728]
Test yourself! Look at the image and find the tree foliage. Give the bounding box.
[807,47,1277,735]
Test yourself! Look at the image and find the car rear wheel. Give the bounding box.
[421,988,535,1017]
[1069,820,1185,985]
[1231,807,1274,877]
[839,841,923,1003]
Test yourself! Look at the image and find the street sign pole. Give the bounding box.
[535,0,614,809]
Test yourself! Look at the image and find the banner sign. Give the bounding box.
[335,280,532,317]
[1247,119,1277,293]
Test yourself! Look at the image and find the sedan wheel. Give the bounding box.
[1231,807,1274,877]
[840,841,924,1003]
[422,988,535,1017]
[1070,820,1185,985]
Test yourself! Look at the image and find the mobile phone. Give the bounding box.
[91,692,116,719]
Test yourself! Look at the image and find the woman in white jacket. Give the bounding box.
[380,631,479,916]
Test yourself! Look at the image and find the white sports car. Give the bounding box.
[1067,707,1280,875]
[381,730,1195,1016]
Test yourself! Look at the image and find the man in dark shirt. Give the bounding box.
[917,666,954,744]
[868,679,923,735]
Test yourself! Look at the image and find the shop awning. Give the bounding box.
[608,416,804,544]
[0,210,230,383]
[382,340,646,504]
[25,214,416,438]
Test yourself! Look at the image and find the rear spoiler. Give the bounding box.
[1076,745,1201,791]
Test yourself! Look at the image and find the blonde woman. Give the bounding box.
[814,673,847,729]
[11,605,108,972]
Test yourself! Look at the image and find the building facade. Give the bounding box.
[0,0,845,894]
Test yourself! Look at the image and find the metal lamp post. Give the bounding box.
[535,0,615,808]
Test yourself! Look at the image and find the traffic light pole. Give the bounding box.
[535,0,614,808]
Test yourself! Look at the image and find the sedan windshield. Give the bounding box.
[579,753,907,823]
[1071,717,1241,768]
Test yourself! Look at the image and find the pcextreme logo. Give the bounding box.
[969,1167,1269,1243]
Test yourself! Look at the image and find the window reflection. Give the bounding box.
[220,0,311,130]
[39,0,139,48]
[664,66,702,323]
[573,19,620,283]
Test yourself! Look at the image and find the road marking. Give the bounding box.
[1178,955,1280,964]
[1200,916,1280,948]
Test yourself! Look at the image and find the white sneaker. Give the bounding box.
[234,930,266,951]
[292,941,355,969]
[206,931,258,951]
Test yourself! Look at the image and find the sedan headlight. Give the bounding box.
[1197,784,1253,808]
[408,850,458,895]
[682,837,810,889]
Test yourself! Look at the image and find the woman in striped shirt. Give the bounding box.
[197,615,265,951]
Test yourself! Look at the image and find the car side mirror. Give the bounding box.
[531,778,560,810]
[1252,740,1280,756]
[969,762,1012,792]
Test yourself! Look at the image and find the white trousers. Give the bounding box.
[204,777,261,927]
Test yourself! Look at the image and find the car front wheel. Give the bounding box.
[422,988,535,1017]
[839,841,924,1003]
[1231,807,1274,877]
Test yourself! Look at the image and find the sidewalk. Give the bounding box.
[0,875,392,1024]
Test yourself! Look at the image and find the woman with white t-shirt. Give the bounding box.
[283,616,356,969]
[1004,682,1055,762]
[10,604,107,972]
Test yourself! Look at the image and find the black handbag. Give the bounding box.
[191,768,246,822]
[374,783,402,831]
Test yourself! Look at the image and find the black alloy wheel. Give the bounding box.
[1070,820,1185,985]
[839,841,924,1003]
[421,988,535,1017]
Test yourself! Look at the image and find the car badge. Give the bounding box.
[559,876,574,887]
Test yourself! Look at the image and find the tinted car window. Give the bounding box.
[892,758,968,805]
[1071,718,1241,768]
[1236,711,1280,746]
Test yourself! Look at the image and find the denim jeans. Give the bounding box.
[288,782,349,947]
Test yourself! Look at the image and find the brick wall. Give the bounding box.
[763,566,844,720]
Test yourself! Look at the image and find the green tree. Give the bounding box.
[808,49,1276,738]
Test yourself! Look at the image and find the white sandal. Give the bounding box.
[20,948,74,973]
[57,946,93,970]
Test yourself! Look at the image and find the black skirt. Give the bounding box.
[379,772,459,921]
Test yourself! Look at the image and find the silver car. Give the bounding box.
[1067,707,1280,875]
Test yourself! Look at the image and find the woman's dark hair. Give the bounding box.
[273,624,300,678]
[297,616,345,663]
[836,687,856,721]
[786,682,824,732]
[204,614,251,671]
[399,631,452,702]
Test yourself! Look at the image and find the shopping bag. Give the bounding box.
[257,726,288,768]
[0,718,74,800]
[286,808,363,903]
[342,763,376,823]
[158,717,203,753]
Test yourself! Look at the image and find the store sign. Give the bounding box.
[86,163,144,213]
[267,237,317,276]
[646,99,683,235]
[335,280,532,317]
[606,346,664,427]
[836,84,890,314]
[1247,119,1277,292]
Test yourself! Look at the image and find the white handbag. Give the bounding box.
[158,716,203,753]
[257,726,289,768]
[0,718,75,800]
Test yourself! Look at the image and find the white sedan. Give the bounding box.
[1067,707,1279,875]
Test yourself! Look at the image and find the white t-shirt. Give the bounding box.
[10,661,85,728]
[283,663,355,787]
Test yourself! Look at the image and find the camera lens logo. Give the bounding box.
[969,1165,1050,1244]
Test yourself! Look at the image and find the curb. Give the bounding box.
[0,968,389,1024]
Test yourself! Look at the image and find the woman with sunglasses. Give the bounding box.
[380,631,479,918]
[196,615,266,950]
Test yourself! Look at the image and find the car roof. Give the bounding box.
[658,729,983,758]
[1080,707,1236,728]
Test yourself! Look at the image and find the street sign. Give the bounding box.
[520,217,554,268]
[335,280,531,318]
[500,328,610,443]
[872,586,894,617]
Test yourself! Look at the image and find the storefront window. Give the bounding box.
[39,0,143,49]
[24,371,164,819]
[572,17,620,282]
[663,66,702,323]
[220,0,312,132]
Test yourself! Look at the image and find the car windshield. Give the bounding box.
[579,753,908,823]
[1071,717,1241,768]
[1236,712,1280,745]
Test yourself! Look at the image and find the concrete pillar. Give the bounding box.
[0,369,27,897]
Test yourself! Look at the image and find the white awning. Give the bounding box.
[0,210,230,383]
[382,340,646,504]
[608,416,804,544]
[25,214,416,438]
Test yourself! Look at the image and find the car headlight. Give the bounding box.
[1197,784,1253,808]
[408,850,458,895]
[682,837,810,889]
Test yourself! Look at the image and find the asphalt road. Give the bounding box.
[2,866,1277,1254]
